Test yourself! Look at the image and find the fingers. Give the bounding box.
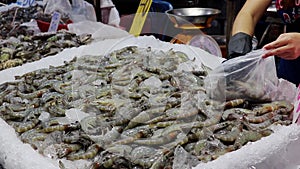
[262,44,287,58]
[261,44,279,58]
[262,47,295,60]
[262,35,289,58]
[262,33,300,59]
[263,38,288,50]
[262,51,273,58]
[263,42,275,50]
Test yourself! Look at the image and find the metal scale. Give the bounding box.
[166,7,222,57]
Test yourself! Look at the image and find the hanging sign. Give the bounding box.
[129,0,152,36]
[48,11,61,33]
[16,0,35,7]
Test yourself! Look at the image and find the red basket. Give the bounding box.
[36,20,73,32]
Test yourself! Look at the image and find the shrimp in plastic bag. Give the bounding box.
[204,49,296,103]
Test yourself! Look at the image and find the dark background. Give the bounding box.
[112,0,226,35]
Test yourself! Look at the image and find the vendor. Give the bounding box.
[227,0,300,86]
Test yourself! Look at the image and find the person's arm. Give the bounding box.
[232,0,271,36]
[228,0,271,58]
[262,33,300,59]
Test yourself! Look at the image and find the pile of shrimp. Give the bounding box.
[0,46,294,169]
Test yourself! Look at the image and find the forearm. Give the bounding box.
[231,0,270,36]
[228,0,271,58]
[232,11,256,36]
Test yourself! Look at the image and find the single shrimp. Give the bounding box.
[13,119,40,133]
[234,129,273,149]
[253,101,294,115]
[17,88,49,100]
[133,130,180,146]
[214,125,242,143]
[125,106,166,130]
[245,112,275,124]
[67,143,102,160]
[223,99,245,109]
[56,143,82,158]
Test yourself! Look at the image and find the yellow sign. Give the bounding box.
[129,0,152,36]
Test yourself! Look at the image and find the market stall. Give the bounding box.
[0,1,300,169]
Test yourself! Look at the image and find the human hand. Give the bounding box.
[262,33,300,60]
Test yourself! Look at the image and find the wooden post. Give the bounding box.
[95,0,102,22]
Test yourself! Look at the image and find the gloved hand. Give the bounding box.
[227,32,252,59]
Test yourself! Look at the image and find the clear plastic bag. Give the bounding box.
[204,49,296,102]
[71,0,97,23]
[44,0,97,23]
[44,0,72,16]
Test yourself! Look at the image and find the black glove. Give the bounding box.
[227,32,252,59]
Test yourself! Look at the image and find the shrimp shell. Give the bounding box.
[56,143,82,158]
[14,119,40,133]
[234,129,273,149]
[17,88,49,100]
[253,101,294,116]
[214,126,242,143]
[245,112,275,124]
[223,99,245,109]
[133,130,180,146]
[67,143,102,160]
